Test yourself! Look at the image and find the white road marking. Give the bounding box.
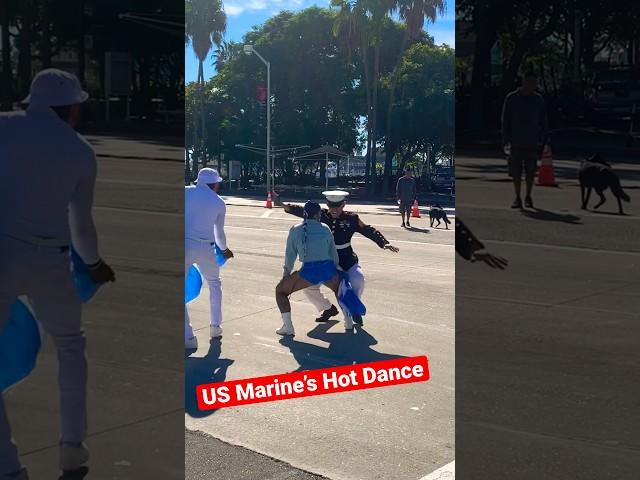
[225,225,454,247]
[261,210,274,218]
[95,205,182,217]
[483,239,640,257]
[456,202,637,222]
[97,178,181,187]
[418,460,455,480]
[227,212,456,231]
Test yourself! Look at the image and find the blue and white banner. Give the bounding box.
[0,250,101,392]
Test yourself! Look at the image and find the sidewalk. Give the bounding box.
[458,127,640,161]
[222,194,456,217]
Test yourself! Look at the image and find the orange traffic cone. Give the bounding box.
[411,199,421,218]
[537,144,557,186]
[265,191,273,209]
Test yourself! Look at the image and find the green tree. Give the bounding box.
[186,0,226,177]
[381,0,445,193]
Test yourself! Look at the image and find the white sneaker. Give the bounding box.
[344,316,354,330]
[185,336,198,349]
[276,324,295,336]
[210,326,223,339]
[0,469,28,480]
[59,442,89,471]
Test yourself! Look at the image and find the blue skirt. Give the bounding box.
[300,260,337,285]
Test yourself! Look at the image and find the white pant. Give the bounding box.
[304,263,365,317]
[185,239,222,340]
[0,236,86,475]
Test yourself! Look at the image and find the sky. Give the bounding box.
[185,0,455,83]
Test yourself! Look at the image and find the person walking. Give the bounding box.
[501,71,549,209]
[185,168,234,349]
[396,169,417,227]
[0,69,115,478]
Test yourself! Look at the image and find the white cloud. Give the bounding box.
[224,0,310,15]
[225,4,244,16]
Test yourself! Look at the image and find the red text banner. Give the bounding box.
[196,355,429,411]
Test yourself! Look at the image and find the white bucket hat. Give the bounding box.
[22,68,89,107]
[196,168,224,184]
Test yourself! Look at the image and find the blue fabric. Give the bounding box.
[339,271,366,316]
[214,244,227,267]
[0,300,41,392]
[185,264,203,304]
[71,250,100,302]
[185,244,225,304]
[1,250,100,392]
[299,260,337,285]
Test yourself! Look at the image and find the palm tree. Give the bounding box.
[382,0,445,194]
[185,0,226,177]
[1,1,13,110]
[333,0,397,192]
[213,40,241,71]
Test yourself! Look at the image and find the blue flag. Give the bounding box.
[185,244,227,305]
[185,264,203,304]
[0,250,101,392]
[338,271,366,317]
[214,244,227,267]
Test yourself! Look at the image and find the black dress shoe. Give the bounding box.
[315,305,339,322]
[352,314,363,325]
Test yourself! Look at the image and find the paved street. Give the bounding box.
[456,152,640,479]
[185,198,455,480]
[4,135,185,479]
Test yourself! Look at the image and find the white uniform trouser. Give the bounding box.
[185,239,222,340]
[304,263,365,317]
[0,236,86,475]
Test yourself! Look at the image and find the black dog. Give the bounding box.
[578,154,630,214]
[429,204,451,229]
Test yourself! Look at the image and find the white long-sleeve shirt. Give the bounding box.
[184,183,227,250]
[0,106,100,264]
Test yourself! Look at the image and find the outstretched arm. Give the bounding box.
[355,217,399,252]
[455,218,507,269]
[272,192,304,218]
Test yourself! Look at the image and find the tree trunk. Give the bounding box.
[383,31,410,196]
[369,43,380,194]
[361,32,373,187]
[468,23,496,132]
[1,1,12,110]
[40,1,52,68]
[17,0,33,99]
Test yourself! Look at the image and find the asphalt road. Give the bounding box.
[456,153,640,479]
[186,431,327,480]
[185,200,455,480]
[4,135,185,479]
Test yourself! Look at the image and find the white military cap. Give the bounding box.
[196,168,224,184]
[322,190,349,205]
[23,68,89,107]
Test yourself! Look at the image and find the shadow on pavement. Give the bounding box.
[59,467,89,480]
[185,339,234,419]
[521,208,582,224]
[405,226,432,233]
[279,321,405,372]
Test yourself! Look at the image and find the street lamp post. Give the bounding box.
[244,44,272,195]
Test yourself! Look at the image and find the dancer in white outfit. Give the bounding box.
[185,168,233,349]
[0,69,115,478]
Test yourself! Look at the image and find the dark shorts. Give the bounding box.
[399,200,412,215]
[509,147,538,180]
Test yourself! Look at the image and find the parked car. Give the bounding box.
[586,67,640,117]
